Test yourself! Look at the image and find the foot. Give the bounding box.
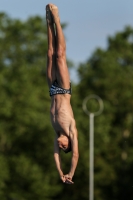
[49,4,60,23]
[46,5,53,24]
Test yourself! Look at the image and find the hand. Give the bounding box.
[64,174,74,184]
[60,174,74,184]
[60,175,66,183]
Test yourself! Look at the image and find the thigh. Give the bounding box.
[46,56,56,88]
[56,57,70,89]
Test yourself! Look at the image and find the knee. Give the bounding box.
[47,49,56,60]
[56,46,66,59]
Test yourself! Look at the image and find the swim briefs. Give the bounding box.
[49,80,72,96]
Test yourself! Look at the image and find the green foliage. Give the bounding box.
[0,13,61,200]
[77,26,133,200]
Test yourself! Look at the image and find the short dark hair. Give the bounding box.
[63,145,72,154]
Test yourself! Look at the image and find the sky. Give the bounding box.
[0,0,133,81]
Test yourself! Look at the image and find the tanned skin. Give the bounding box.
[46,3,79,184]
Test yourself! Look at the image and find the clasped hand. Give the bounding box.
[60,174,74,184]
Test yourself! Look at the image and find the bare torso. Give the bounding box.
[50,94,75,136]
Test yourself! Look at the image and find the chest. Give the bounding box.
[50,111,72,135]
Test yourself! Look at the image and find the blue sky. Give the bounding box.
[1,0,133,81]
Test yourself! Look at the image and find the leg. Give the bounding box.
[49,4,70,89]
[46,5,56,88]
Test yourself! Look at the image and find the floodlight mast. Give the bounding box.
[82,95,104,200]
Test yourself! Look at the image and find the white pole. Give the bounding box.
[89,113,94,200]
[82,95,104,200]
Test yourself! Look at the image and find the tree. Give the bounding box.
[0,13,63,200]
[76,26,133,200]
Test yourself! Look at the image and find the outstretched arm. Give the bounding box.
[54,135,64,180]
[54,135,74,184]
[70,130,79,177]
[64,125,79,181]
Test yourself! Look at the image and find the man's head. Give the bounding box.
[57,135,71,153]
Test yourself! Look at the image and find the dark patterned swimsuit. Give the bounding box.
[49,80,72,96]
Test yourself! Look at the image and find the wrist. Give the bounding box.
[59,171,64,177]
[68,172,73,178]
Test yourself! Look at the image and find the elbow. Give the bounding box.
[54,152,59,158]
[73,152,79,160]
